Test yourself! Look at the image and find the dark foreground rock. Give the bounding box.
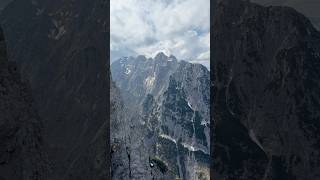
[213,0,320,179]
[1,0,109,179]
[0,27,48,180]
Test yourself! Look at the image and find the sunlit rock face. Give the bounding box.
[111,53,210,179]
[213,0,320,179]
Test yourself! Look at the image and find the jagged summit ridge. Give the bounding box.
[111,53,209,107]
[117,52,179,64]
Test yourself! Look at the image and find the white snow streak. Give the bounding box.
[159,134,177,144]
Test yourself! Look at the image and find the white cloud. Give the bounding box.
[110,0,210,68]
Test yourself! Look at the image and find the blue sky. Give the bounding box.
[110,0,210,68]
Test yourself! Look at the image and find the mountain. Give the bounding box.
[213,0,320,179]
[0,0,109,179]
[0,27,48,180]
[111,53,210,179]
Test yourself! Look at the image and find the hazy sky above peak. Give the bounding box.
[110,0,210,68]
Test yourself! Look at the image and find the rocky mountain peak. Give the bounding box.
[136,55,147,61]
[111,53,210,179]
[153,52,179,64]
[154,51,168,60]
[169,54,177,60]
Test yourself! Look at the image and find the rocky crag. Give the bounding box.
[111,53,210,179]
[0,0,109,179]
[213,0,320,179]
[0,27,48,180]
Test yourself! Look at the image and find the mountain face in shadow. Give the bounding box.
[0,0,12,12]
[0,27,48,180]
[0,0,109,179]
[111,54,210,179]
[213,0,320,179]
[252,0,320,29]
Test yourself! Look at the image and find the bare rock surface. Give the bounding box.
[213,0,320,179]
[111,54,210,179]
[0,27,48,180]
[1,0,109,179]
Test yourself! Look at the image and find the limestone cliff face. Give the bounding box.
[111,54,210,179]
[0,27,48,180]
[213,0,320,179]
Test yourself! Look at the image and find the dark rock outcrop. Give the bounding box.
[0,27,48,180]
[1,0,109,179]
[213,0,320,179]
[0,0,12,12]
[251,0,320,30]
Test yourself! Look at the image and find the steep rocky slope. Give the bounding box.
[213,0,320,179]
[0,0,109,179]
[111,53,210,179]
[0,27,48,180]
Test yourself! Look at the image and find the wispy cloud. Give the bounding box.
[110,0,210,68]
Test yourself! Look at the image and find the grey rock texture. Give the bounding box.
[213,0,320,179]
[111,53,210,179]
[0,0,109,179]
[0,27,48,180]
[110,79,131,179]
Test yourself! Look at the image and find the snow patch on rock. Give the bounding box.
[125,67,131,75]
[181,142,209,155]
[187,101,193,110]
[159,134,177,144]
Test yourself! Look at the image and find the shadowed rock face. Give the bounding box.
[0,27,48,180]
[1,0,109,179]
[213,0,320,179]
[111,54,210,179]
[251,0,320,30]
[0,0,12,12]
